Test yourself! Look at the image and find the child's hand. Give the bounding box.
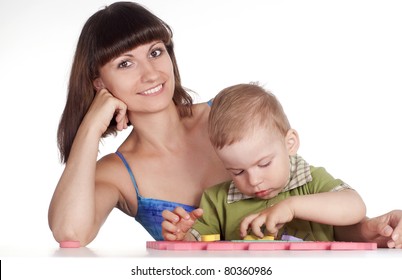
[162,207,203,241]
[239,201,295,238]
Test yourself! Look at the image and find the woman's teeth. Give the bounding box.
[142,84,162,95]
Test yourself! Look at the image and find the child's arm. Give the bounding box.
[240,189,366,238]
[161,207,203,241]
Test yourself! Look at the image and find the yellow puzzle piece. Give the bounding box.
[201,234,221,242]
[243,234,275,241]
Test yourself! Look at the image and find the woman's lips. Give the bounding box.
[140,84,163,95]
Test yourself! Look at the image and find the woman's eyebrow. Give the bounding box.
[113,41,164,61]
[148,40,164,50]
[112,52,134,62]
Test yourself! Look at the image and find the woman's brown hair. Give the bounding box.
[57,2,193,163]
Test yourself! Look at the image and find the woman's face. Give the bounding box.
[96,40,175,113]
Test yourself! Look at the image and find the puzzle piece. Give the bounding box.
[280,234,303,242]
[201,234,220,242]
[146,241,377,251]
[243,234,275,241]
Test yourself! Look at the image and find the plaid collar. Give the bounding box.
[227,154,312,203]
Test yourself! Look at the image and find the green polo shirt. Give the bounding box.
[192,156,348,241]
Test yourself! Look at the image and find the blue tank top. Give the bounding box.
[115,151,196,241]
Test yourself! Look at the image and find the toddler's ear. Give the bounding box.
[92,78,105,91]
[286,129,300,155]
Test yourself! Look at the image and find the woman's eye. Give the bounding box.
[150,48,163,58]
[118,60,132,68]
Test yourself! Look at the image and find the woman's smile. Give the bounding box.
[139,84,163,96]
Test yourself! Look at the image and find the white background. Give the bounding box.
[0,0,401,275]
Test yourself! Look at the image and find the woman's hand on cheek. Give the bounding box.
[83,88,128,136]
[114,104,129,131]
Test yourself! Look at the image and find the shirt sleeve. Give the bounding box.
[330,182,352,192]
[307,166,352,194]
[191,186,223,238]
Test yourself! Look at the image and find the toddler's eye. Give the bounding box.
[259,162,271,168]
[233,170,244,176]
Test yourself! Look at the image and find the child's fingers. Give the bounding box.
[239,213,259,237]
[250,217,265,238]
[265,221,283,237]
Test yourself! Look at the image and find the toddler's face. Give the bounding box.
[216,128,291,199]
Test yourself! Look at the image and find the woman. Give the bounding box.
[48,1,402,248]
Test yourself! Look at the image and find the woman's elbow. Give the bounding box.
[49,223,95,247]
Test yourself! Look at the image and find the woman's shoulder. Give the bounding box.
[192,100,211,116]
[95,153,138,216]
[192,98,214,120]
[183,101,211,130]
[96,152,128,184]
[97,152,121,166]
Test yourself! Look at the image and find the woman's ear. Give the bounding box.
[285,129,300,155]
[92,78,105,91]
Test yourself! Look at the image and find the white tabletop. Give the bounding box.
[1,245,401,279]
[2,243,401,257]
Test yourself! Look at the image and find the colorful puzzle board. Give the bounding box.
[146,240,377,251]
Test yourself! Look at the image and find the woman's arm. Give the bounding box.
[48,89,128,246]
[48,122,120,246]
[334,210,402,248]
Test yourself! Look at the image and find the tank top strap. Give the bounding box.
[207,98,213,107]
[115,151,141,197]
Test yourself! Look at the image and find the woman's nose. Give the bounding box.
[140,61,158,82]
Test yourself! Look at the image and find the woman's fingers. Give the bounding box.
[162,209,180,224]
